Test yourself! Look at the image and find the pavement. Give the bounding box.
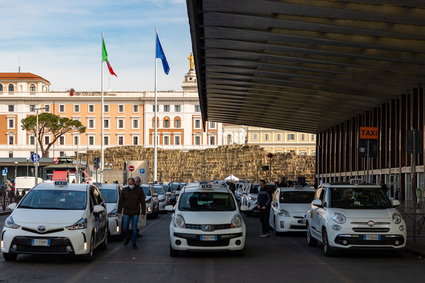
[0,214,425,283]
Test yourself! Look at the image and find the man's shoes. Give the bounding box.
[123,238,130,246]
[132,243,138,249]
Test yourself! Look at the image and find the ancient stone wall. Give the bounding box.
[82,145,315,184]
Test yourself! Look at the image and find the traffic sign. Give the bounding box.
[128,165,135,172]
[31,153,41,162]
[140,168,145,174]
[2,169,7,176]
[53,157,59,164]
[360,127,378,140]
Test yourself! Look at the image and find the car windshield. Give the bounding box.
[163,185,171,192]
[280,191,315,203]
[172,184,180,190]
[99,189,118,203]
[142,186,151,196]
[330,187,391,209]
[19,189,87,210]
[179,192,236,211]
[154,186,165,195]
[250,185,260,194]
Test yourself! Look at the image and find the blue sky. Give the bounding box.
[0,0,192,91]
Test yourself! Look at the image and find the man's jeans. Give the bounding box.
[122,214,139,244]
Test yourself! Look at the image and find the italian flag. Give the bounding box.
[102,36,118,77]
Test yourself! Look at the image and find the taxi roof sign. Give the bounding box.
[200,184,213,189]
[54,181,68,186]
[349,178,364,185]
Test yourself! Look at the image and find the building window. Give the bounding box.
[311,135,316,142]
[288,134,295,141]
[104,119,110,129]
[194,119,201,129]
[60,151,65,157]
[152,105,159,112]
[30,136,35,145]
[163,118,170,128]
[277,134,282,141]
[252,133,258,141]
[174,117,181,128]
[89,136,95,146]
[118,136,124,145]
[30,84,36,92]
[132,119,139,129]
[104,136,109,146]
[164,136,170,145]
[59,104,65,113]
[9,152,13,158]
[59,136,65,145]
[118,119,124,129]
[88,104,95,113]
[74,104,80,113]
[227,134,232,144]
[133,136,139,145]
[8,105,14,112]
[8,84,14,92]
[133,104,139,113]
[74,136,79,145]
[209,122,216,129]
[174,136,181,145]
[8,136,14,145]
[209,135,216,145]
[264,133,269,141]
[45,136,50,144]
[195,135,201,145]
[174,105,181,112]
[195,105,201,112]
[0,84,3,92]
[104,104,109,113]
[301,134,306,141]
[88,119,95,129]
[44,105,50,112]
[164,105,170,112]
[118,104,124,113]
[29,105,35,112]
[7,118,14,129]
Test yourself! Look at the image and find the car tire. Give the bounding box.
[3,252,17,261]
[82,235,95,261]
[307,225,317,247]
[170,244,179,257]
[99,228,108,250]
[322,228,335,257]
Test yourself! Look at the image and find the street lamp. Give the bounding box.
[26,158,29,176]
[267,153,274,182]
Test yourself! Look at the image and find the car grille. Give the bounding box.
[187,239,230,247]
[184,224,232,231]
[335,235,404,246]
[11,236,73,254]
[22,227,65,234]
[352,227,390,233]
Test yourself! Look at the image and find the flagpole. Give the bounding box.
[101,32,105,183]
[154,28,158,183]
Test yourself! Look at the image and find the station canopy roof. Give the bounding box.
[186,0,425,133]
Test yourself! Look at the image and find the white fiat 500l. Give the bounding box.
[98,184,122,237]
[1,182,108,261]
[270,187,315,233]
[167,183,248,256]
[306,182,406,256]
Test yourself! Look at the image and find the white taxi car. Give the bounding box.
[97,183,122,238]
[306,181,406,256]
[270,186,315,233]
[1,181,108,261]
[166,183,248,256]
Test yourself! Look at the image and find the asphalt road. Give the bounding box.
[0,213,424,283]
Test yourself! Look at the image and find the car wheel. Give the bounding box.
[170,244,179,257]
[322,228,335,257]
[307,224,317,247]
[82,235,95,261]
[99,228,108,250]
[3,252,17,261]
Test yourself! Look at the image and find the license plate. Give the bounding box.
[363,234,380,241]
[31,239,50,246]
[200,235,217,241]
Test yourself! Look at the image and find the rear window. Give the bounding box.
[279,191,315,203]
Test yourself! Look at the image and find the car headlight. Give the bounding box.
[279,209,290,217]
[4,216,20,229]
[108,208,118,217]
[66,218,88,230]
[393,212,402,224]
[174,214,185,228]
[332,212,346,224]
[231,214,242,228]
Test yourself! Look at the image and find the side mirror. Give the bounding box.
[8,203,17,211]
[391,199,400,207]
[93,205,106,213]
[165,205,174,212]
[312,199,323,208]
[240,205,249,212]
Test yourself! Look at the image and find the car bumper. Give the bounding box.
[275,216,307,232]
[170,227,246,252]
[1,228,92,255]
[108,216,121,236]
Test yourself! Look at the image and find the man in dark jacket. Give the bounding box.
[257,180,271,237]
[118,178,146,249]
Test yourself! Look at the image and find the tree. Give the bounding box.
[22,113,87,158]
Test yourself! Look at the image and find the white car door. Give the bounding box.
[310,188,326,238]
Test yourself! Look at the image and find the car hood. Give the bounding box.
[106,203,117,214]
[279,203,310,214]
[12,209,85,229]
[178,211,238,224]
[333,208,396,220]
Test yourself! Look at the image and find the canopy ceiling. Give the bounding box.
[186,0,425,133]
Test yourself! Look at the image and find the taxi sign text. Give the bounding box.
[360,127,378,140]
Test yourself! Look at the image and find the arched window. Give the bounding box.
[0,84,3,92]
[174,117,181,128]
[152,117,160,128]
[30,84,36,92]
[8,84,14,92]
[163,117,170,128]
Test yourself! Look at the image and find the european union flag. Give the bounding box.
[156,34,170,75]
